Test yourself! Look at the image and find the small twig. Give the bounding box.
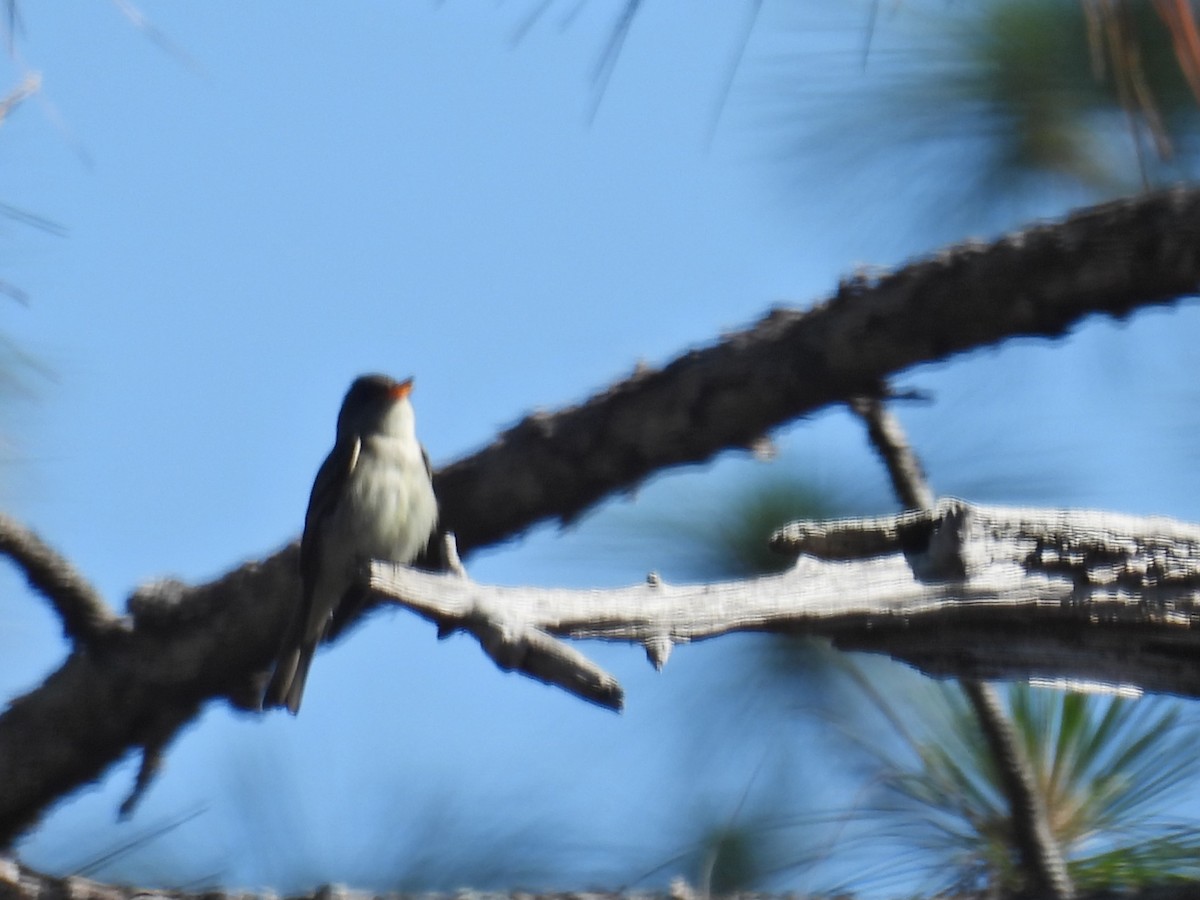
[118,702,197,819]
[443,530,466,578]
[849,393,934,510]
[0,513,120,645]
[118,747,162,819]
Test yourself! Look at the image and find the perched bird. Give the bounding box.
[263,374,439,715]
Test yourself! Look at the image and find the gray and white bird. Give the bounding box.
[263,374,439,715]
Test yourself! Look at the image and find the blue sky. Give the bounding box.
[2,1,1200,895]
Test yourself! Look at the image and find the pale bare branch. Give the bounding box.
[375,499,1200,702]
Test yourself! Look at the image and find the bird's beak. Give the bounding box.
[391,378,414,400]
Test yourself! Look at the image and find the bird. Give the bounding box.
[263,373,439,715]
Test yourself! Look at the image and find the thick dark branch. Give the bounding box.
[0,513,119,645]
[436,186,1200,552]
[0,549,298,848]
[2,189,1199,847]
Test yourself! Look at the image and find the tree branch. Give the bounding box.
[0,549,298,848]
[3,188,1200,845]
[848,394,934,511]
[960,678,1075,900]
[375,499,1200,702]
[0,512,120,646]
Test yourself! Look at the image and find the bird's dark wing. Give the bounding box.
[299,435,360,589]
[263,434,362,712]
[411,445,447,572]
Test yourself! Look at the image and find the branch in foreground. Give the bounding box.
[3,189,1199,846]
[374,499,1200,702]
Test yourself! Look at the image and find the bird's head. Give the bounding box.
[336,373,417,438]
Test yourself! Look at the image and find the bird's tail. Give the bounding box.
[263,615,318,715]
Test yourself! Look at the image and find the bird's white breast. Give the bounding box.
[335,433,437,565]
